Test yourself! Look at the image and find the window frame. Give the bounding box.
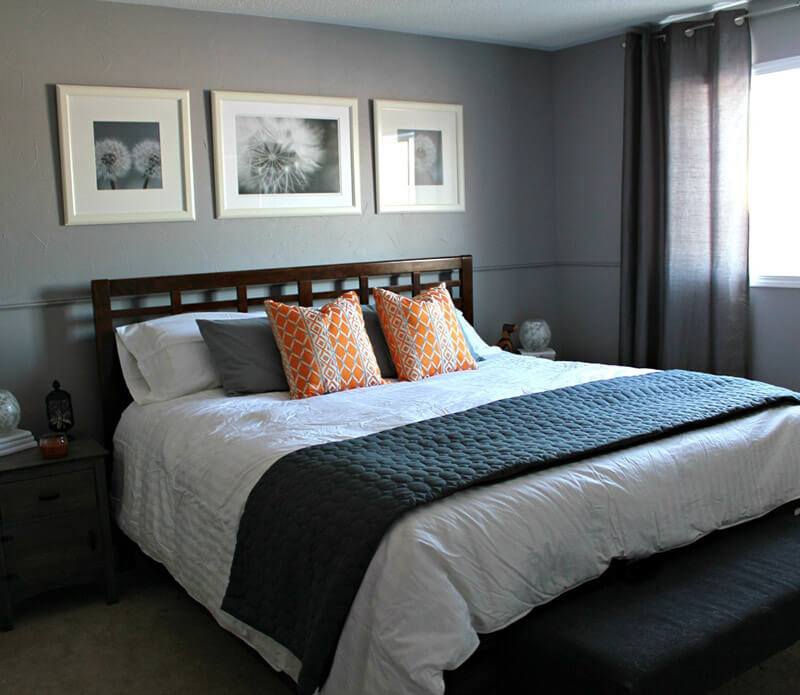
[749,55,800,289]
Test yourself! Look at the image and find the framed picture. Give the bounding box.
[56,85,195,225]
[211,91,361,218]
[373,99,465,213]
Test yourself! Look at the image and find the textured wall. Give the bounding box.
[0,0,557,437]
[552,36,624,363]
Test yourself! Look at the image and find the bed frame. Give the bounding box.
[91,255,473,448]
[89,255,800,695]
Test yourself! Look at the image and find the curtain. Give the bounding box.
[619,30,667,369]
[619,11,751,376]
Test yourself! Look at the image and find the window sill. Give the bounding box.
[750,275,800,289]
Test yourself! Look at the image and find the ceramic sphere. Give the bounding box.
[0,390,21,433]
[519,319,551,352]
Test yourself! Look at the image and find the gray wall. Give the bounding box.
[552,36,624,364]
[0,0,557,437]
[551,12,800,390]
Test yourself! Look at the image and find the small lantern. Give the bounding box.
[46,380,74,435]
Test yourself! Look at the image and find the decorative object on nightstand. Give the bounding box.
[39,433,69,459]
[0,390,22,433]
[0,430,37,457]
[519,319,552,352]
[0,439,118,630]
[497,323,520,354]
[45,381,74,436]
[0,391,37,457]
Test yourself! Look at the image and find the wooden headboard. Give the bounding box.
[91,255,473,448]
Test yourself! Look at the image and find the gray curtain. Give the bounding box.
[619,11,751,376]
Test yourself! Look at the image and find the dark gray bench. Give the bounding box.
[446,503,800,694]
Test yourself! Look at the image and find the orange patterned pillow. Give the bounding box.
[266,291,385,399]
[373,283,477,382]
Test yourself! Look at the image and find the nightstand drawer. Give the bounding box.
[2,513,101,590]
[0,470,96,523]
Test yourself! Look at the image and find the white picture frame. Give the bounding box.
[57,85,195,226]
[373,99,465,214]
[211,91,361,218]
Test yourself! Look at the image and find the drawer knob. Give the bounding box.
[38,492,61,502]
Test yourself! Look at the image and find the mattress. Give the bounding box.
[112,353,800,695]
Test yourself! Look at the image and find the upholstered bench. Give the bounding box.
[446,503,800,695]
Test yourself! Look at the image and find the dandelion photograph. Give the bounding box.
[212,91,360,218]
[57,85,194,225]
[93,121,163,190]
[373,99,465,213]
[397,129,443,186]
[235,116,340,195]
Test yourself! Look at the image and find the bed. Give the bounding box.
[91,256,800,695]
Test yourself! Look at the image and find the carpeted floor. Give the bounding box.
[0,557,797,694]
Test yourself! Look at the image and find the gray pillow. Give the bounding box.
[197,318,288,395]
[360,305,397,379]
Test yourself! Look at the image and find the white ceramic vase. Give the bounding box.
[0,390,21,433]
[519,319,551,352]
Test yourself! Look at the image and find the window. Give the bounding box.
[749,57,800,287]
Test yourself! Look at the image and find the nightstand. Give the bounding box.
[519,348,556,360]
[0,439,117,630]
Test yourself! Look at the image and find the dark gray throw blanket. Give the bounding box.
[221,370,800,694]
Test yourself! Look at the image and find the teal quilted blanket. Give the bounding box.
[222,370,800,694]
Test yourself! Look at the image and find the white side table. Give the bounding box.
[519,348,556,360]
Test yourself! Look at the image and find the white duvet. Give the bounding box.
[113,353,800,695]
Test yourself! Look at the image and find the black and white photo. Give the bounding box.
[398,129,443,186]
[235,116,340,195]
[93,121,163,190]
[373,100,465,213]
[212,91,360,218]
[57,85,195,225]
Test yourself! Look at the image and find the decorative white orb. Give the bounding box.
[0,390,21,433]
[519,319,551,352]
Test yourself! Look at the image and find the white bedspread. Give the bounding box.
[113,354,800,695]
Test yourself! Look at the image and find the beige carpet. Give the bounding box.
[0,557,797,694]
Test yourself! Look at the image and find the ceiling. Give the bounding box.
[106,0,744,50]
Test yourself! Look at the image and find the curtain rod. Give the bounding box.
[622,0,800,43]
[733,0,800,24]
[684,1,800,37]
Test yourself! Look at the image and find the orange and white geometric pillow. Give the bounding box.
[373,283,477,382]
[265,291,385,399]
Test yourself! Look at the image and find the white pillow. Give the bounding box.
[454,309,502,358]
[116,312,254,404]
[115,335,153,404]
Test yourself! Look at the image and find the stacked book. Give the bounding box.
[0,429,38,456]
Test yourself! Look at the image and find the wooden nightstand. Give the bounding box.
[0,439,117,630]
